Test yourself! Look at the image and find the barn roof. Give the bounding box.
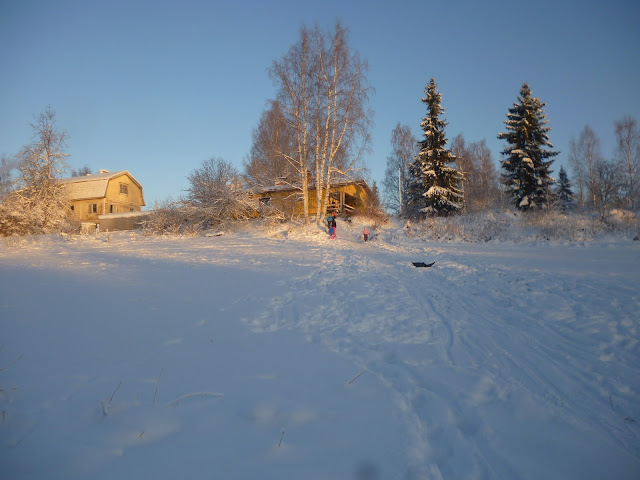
[60,170,144,204]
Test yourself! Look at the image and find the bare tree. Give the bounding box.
[593,159,623,219]
[614,115,640,209]
[567,137,586,208]
[244,101,298,186]
[4,106,72,234]
[71,165,92,177]
[186,157,242,204]
[576,125,602,208]
[269,22,372,224]
[451,135,499,211]
[0,153,17,201]
[382,123,417,214]
[472,139,500,210]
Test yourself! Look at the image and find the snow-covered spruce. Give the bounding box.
[406,78,463,217]
[498,82,558,211]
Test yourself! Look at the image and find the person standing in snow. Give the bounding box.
[363,227,369,242]
[327,212,337,239]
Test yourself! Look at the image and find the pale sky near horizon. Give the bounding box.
[1,0,639,206]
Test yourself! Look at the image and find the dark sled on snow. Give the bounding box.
[412,262,435,268]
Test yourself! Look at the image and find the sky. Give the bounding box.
[1,0,639,207]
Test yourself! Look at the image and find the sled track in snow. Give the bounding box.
[249,236,640,478]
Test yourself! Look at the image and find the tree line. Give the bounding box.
[3,21,638,236]
[383,80,639,219]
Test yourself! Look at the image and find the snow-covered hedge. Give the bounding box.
[399,209,640,243]
[140,199,280,236]
[0,198,79,237]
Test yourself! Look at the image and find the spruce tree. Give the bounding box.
[498,83,558,210]
[556,165,574,211]
[407,78,462,217]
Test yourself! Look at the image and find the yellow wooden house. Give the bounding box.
[251,178,373,217]
[60,170,145,222]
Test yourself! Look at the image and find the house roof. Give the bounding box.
[60,170,145,205]
[251,178,371,196]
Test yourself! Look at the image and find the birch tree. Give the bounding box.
[382,123,417,214]
[568,137,586,208]
[575,125,602,209]
[312,23,372,223]
[269,26,314,222]
[269,22,372,224]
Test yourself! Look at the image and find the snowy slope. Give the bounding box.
[1,222,639,479]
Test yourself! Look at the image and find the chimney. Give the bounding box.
[99,169,110,174]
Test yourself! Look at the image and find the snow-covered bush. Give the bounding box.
[402,211,507,242]
[402,209,640,243]
[141,202,194,236]
[141,197,274,236]
[0,200,36,236]
[350,208,390,230]
[0,195,78,237]
[605,209,636,225]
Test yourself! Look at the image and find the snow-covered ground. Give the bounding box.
[1,219,639,479]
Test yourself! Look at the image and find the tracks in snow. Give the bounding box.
[247,238,640,478]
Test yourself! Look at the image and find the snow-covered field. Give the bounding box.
[1,219,639,479]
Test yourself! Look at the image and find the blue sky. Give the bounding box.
[1,0,639,206]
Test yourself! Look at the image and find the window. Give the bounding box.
[259,197,271,206]
[120,183,128,195]
[88,204,97,214]
[70,205,74,211]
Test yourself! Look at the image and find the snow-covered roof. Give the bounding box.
[60,170,144,203]
[251,178,371,195]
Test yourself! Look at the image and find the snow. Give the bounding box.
[1,219,639,479]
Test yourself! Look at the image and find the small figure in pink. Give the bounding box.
[363,227,370,242]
